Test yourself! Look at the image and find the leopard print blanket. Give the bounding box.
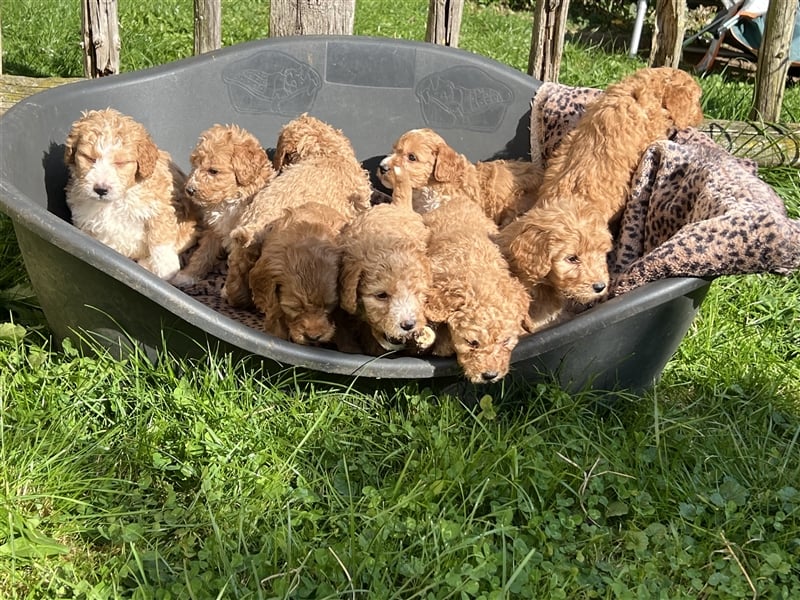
[530,81,800,296]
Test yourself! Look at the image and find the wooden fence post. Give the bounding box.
[194,0,222,55]
[648,0,685,68]
[81,0,120,77]
[750,0,797,122]
[270,0,355,36]
[426,0,464,47]
[528,0,570,82]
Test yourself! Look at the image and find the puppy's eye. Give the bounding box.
[78,152,97,164]
[407,153,417,162]
[374,292,390,300]
[566,255,580,264]
[207,168,219,176]
[114,160,134,167]
[467,340,480,349]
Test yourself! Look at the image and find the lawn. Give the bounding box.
[1,1,799,598]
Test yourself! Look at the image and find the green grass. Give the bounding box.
[2,1,800,598]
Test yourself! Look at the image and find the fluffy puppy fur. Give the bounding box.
[337,173,433,355]
[377,128,542,226]
[495,206,614,332]
[173,124,275,286]
[497,67,703,328]
[224,113,373,307]
[64,108,198,280]
[248,202,348,345]
[423,196,532,384]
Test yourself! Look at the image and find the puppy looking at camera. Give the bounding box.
[64,108,198,280]
[172,124,275,287]
[337,168,434,356]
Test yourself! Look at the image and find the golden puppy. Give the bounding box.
[64,108,198,280]
[248,202,348,345]
[337,172,433,355]
[422,193,532,384]
[224,114,373,307]
[495,206,614,331]
[498,67,703,327]
[173,124,275,287]
[377,127,542,226]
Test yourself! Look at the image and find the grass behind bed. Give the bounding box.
[2,1,800,598]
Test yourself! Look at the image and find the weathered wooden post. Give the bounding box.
[194,0,222,55]
[750,0,797,122]
[649,0,685,68]
[81,0,121,77]
[270,0,355,36]
[528,0,570,82]
[426,0,464,47]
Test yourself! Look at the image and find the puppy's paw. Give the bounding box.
[171,270,198,288]
[141,245,181,280]
[414,325,436,350]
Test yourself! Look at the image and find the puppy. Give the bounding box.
[173,124,275,287]
[64,108,198,280]
[422,191,532,384]
[497,67,703,327]
[248,202,348,345]
[337,169,433,355]
[224,114,373,307]
[377,128,542,226]
[495,207,614,332]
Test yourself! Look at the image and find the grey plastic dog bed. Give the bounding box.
[0,36,710,393]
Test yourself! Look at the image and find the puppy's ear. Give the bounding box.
[232,140,270,187]
[136,134,159,179]
[662,77,703,129]
[424,285,463,324]
[432,144,462,183]
[249,257,286,337]
[496,217,553,285]
[338,256,362,315]
[64,129,80,166]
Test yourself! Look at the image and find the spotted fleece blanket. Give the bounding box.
[529,81,800,296]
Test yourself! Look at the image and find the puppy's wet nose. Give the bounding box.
[93,185,109,197]
[186,185,196,196]
[481,371,499,382]
[400,319,416,332]
[592,282,607,294]
[378,160,390,175]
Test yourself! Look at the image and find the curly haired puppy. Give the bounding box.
[224,114,373,307]
[64,108,198,280]
[423,196,532,384]
[173,124,275,287]
[495,207,614,331]
[497,67,703,327]
[337,171,433,355]
[376,128,542,226]
[248,202,348,345]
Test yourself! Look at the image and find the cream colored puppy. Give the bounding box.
[64,108,197,280]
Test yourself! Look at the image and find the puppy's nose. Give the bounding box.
[93,185,109,197]
[186,185,196,196]
[304,332,322,343]
[399,319,416,332]
[592,282,607,294]
[378,159,390,175]
[481,371,499,382]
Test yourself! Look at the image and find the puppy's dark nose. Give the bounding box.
[378,163,389,175]
[481,371,499,382]
[93,185,109,197]
[186,185,196,196]
[592,282,607,293]
[304,333,322,343]
[400,319,416,332]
